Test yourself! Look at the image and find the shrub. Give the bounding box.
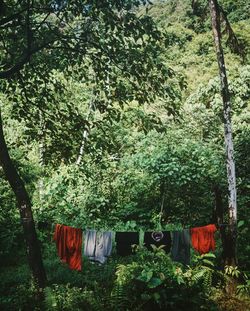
[111,246,219,311]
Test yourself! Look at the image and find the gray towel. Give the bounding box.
[171,229,190,265]
[84,229,96,258]
[84,230,112,264]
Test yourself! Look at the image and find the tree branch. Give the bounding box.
[0,40,54,79]
[219,5,244,57]
[0,8,28,26]
[26,0,32,56]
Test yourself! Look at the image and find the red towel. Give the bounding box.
[54,224,82,271]
[191,224,217,255]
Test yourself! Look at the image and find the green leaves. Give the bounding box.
[224,265,241,278]
[147,277,163,288]
[137,270,153,283]
[238,220,245,228]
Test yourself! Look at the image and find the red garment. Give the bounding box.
[54,224,82,271]
[191,224,217,255]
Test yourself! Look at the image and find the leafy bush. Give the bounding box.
[44,285,94,311]
[111,247,220,311]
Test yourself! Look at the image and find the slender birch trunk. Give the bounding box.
[209,0,237,266]
[0,108,47,288]
[77,66,111,166]
[38,110,45,200]
[76,99,94,165]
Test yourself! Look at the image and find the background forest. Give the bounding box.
[0,0,250,310]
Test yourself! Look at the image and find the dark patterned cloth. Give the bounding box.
[144,231,171,253]
[115,232,139,256]
[171,229,190,265]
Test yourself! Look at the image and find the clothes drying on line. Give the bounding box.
[144,231,172,253]
[54,224,83,271]
[84,230,113,264]
[171,229,191,265]
[191,224,217,255]
[115,231,139,256]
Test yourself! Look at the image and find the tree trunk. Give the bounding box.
[209,0,237,266]
[213,185,228,267]
[38,110,46,200]
[76,97,95,165]
[0,109,47,288]
[76,126,91,165]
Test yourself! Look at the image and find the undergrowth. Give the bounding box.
[0,245,249,311]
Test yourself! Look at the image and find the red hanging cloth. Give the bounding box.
[191,224,217,255]
[54,224,82,271]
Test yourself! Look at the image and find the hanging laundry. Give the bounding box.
[144,231,171,253]
[115,232,139,256]
[84,229,96,259]
[94,231,112,263]
[191,224,217,255]
[54,224,82,271]
[84,230,113,264]
[171,229,190,265]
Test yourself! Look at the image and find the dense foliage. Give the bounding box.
[0,0,249,310]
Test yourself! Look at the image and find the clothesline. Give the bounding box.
[53,222,228,231]
[53,223,218,272]
[218,223,230,226]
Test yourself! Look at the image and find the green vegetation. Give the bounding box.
[0,0,249,310]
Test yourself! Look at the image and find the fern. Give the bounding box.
[203,269,213,292]
[44,287,58,310]
[111,283,130,311]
